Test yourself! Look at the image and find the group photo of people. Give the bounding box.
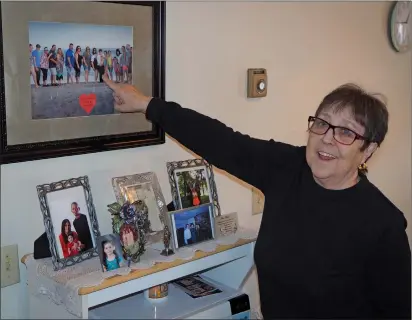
[171,204,215,249]
[47,186,96,260]
[175,167,212,209]
[28,21,134,120]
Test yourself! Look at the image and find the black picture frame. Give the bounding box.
[0,1,166,164]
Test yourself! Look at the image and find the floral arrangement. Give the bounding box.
[107,200,149,263]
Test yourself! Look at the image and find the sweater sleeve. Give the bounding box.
[366,218,411,319]
[146,98,301,192]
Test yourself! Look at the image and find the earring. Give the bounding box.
[358,162,367,170]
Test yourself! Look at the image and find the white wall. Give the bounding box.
[1,2,411,318]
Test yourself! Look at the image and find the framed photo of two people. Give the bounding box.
[0,1,166,164]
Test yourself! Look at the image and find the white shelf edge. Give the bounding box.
[86,241,255,308]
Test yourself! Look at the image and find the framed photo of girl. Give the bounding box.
[36,175,101,271]
[97,233,126,272]
[166,158,221,216]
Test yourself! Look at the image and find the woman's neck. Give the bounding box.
[313,170,359,190]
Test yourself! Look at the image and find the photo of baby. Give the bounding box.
[97,233,126,272]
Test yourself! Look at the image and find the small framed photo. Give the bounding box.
[97,233,127,272]
[166,158,221,216]
[112,172,168,239]
[36,176,100,270]
[169,203,216,250]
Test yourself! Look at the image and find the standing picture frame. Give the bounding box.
[166,158,221,216]
[168,203,216,250]
[36,175,101,271]
[112,171,168,242]
[0,1,166,164]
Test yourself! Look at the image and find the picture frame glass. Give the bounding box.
[112,172,168,242]
[174,165,212,209]
[167,159,221,216]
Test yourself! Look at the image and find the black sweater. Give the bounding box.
[146,98,411,319]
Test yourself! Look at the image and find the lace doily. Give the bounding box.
[26,228,258,318]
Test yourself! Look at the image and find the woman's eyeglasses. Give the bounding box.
[307,116,368,145]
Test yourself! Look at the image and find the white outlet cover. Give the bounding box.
[252,187,265,215]
[1,244,20,288]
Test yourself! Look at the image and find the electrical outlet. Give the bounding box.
[1,244,20,288]
[252,187,265,215]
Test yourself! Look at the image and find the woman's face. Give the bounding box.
[305,107,377,189]
[104,242,114,255]
[64,222,70,234]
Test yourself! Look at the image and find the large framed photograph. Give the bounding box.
[169,203,216,250]
[0,1,165,164]
[112,172,168,241]
[36,176,101,270]
[167,158,221,216]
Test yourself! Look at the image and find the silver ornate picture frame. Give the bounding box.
[36,176,101,271]
[112,171,168,242]
[166,158,221,216]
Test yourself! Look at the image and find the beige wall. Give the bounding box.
[1,2,410,318]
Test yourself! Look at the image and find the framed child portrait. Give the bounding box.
[97,233,126,272]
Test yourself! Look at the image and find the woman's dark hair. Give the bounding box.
[314,83,389,174]
[116,49,121,56]
[61,219,71,244]
[92,47,97,54]
[315,83,388,149]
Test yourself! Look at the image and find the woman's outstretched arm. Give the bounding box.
[145,98,301,192]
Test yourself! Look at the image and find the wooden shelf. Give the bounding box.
[21,237,256,295]
[80,237,255,295]
[23,235,257,318]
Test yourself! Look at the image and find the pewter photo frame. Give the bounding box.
[112,171,168,241]
[36,176,101,271]
[166,158,221,216]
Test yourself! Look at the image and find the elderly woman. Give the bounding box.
[103,76,411,319]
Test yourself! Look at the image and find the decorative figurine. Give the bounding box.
[107,201,147,263]
[161,225,174,256]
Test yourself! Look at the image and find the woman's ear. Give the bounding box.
[363,142,378,163]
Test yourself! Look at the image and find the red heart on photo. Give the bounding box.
[79,94,97,114]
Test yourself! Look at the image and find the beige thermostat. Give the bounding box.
[247,68,267,98]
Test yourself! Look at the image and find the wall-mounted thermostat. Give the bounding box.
[247,68,267,98]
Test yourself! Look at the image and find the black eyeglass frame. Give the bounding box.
[307,116,370,146]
